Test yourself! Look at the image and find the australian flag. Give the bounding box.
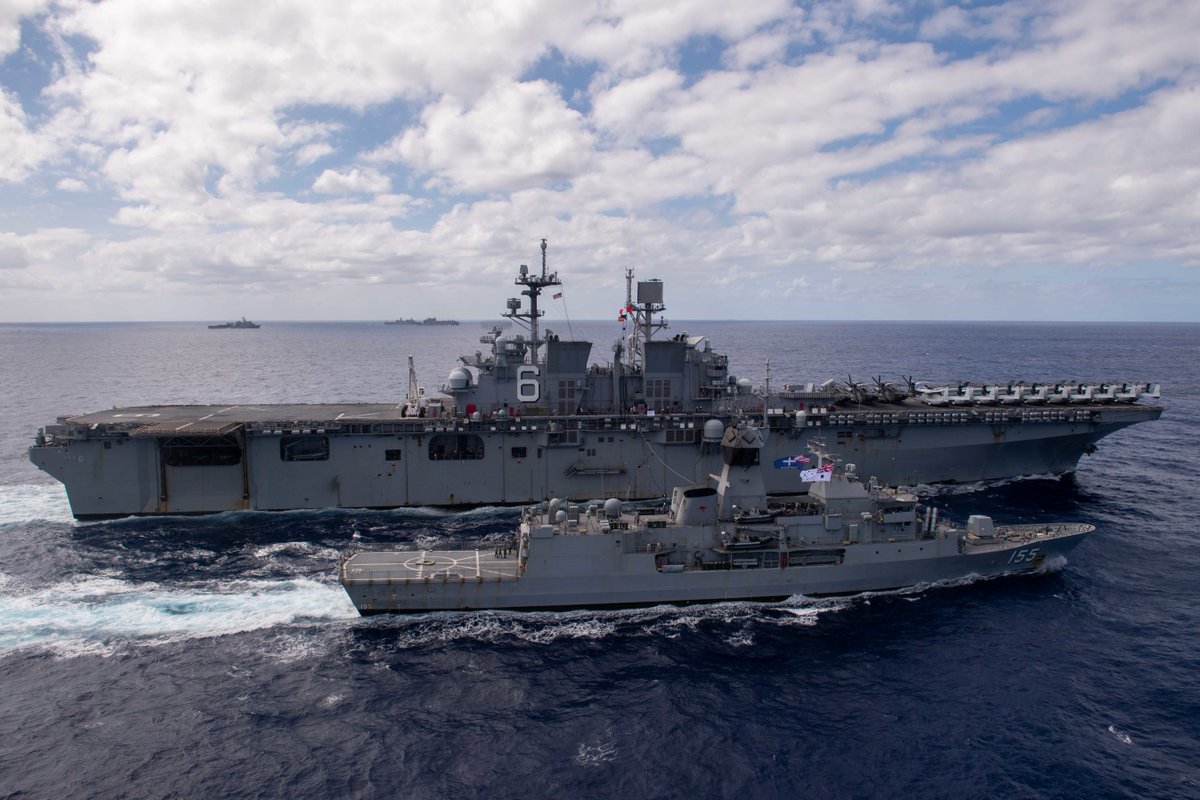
[772,454,810,469]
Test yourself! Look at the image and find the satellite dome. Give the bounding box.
[603,498,621,519]
[447,367,471,390]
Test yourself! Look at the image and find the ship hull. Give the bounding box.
[29,403,1160,519]
[341,529,1089,614]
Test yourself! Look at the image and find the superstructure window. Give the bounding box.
[428,433,485,461]
[511,447,527,459]
[385,449,403,461]
[556,381,577,413]
[280,435,330,462]
[646,378,672,403]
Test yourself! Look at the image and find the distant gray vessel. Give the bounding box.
[208,317,260,329]
[29,240,1162,520]
[340,423,1093,613]
[385,317,460,326]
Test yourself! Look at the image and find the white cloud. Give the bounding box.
[376,80,596,193]
[0,0,48,57]
[0,88,56,182]
[0,0,1197,321]
[312,167,391,195]
[591,68,683,139]
[568,0,792,74]
[294,142,334,166]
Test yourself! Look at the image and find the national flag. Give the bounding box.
[800,466,833,482]
[772,454,810,469]
[553,292,562,299]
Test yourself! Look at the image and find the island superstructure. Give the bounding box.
[30,240,1162,520]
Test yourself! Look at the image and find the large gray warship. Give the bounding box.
[339,423,1093,613]
[30,241,1162,520]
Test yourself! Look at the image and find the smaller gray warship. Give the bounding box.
[207,317,260,329]
[340,423,1092,614]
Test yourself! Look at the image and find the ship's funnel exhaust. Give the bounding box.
[672,486,718,526]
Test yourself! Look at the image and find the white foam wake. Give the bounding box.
[0,484,74,525]
[0,574,358,658]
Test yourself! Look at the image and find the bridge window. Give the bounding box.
[428,433,485,461]
[646,378,673,403]
[556,381,577,413]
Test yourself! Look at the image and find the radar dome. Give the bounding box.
[603,498,621,519]
[702,419,725,442]
[447,367,471,390]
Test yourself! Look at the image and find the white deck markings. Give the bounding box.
[345,548,522,582]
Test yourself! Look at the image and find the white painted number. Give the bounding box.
[1008,547,1041,564]
[517,365,541,403]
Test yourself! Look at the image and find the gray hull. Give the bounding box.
[29,403,1157,520]
[341,525,1090,614]
[341,419,1095,614]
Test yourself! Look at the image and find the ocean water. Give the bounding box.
[1,319,1198,799]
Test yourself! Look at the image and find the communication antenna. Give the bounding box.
[623,268,667,371]
[504,238,562,364]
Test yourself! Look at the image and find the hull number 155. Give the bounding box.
[1008,547,1041,565]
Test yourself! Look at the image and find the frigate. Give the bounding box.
[339,423,1093,613]
[207,317,260,329]
[29,240,1162,520]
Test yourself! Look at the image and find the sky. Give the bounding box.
[1,0,1198,322]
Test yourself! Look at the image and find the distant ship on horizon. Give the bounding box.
[208,317,260,329]
[384,317,460,326]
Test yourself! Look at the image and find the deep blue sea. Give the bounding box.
[1,319,1197,799]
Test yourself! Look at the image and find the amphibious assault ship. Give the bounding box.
[339,423,1093,613]
[30,241,1162,520]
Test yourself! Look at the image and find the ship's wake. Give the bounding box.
[0,573,357,659]
[0,483,73,526]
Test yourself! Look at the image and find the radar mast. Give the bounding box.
[623,267,668,371]
[504,238,562,365]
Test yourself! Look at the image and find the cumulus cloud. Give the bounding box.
[312,167,391,194]
[0,0,1197,321]
[374,80,596,193]
[294,142,334,166]
[0,0,49,57]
